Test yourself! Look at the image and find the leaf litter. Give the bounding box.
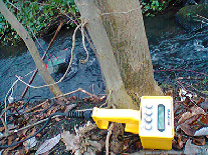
[0,81,208,154]
[35,134,61,155]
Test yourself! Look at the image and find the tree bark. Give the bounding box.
[0,0,63,97]
[95,0,163,101]
[75,0,162,110]
[75,0,135,109]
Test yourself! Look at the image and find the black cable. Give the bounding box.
[0,112,66,149]
[0,110,92,149]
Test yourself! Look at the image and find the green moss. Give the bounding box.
[0,0,78,45]
[175,4,208,31]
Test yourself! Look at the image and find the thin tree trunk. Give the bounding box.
[0,0,63,97]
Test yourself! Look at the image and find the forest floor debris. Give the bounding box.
[0,79,208,154]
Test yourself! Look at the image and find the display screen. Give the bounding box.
[158,104,165,131]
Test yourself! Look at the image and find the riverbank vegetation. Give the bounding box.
[0,0,183,45]
[0,0,79,45]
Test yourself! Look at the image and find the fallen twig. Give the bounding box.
[100,90,112,108]
[24,99,49,113]
[80,20,89,63]
[51,88,99,100]
[105,123,115,155]
[0,117,8,135]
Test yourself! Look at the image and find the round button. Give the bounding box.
[146,104,153,109]
[146,109,153,116]
[145,124,152,130]
[145,117,152,123]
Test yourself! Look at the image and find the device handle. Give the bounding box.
[91,107,140,134]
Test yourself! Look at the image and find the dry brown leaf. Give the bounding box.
[178,134,184,149]
[196,98,205,105]
[178,113,203,136]
[179,123,196,136]
[7,135,14,145]
[88,140,102,151]
[0,126,5,132]
[41,102,50,109]
[178,112,193,124]
[192,137,206,146]
[179,106,205,124]
[64,104,77,113]
[35,134,61,155]
[200,101,208,111]
[190,106,205,115]
[14,150,26,155]
[36,133,41,137]
[61,130,80,151]
[56,98,65,106]
[199,115,208,125]
[41,151,49,155]
[55,117,61,121]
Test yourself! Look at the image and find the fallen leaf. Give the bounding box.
[41,102,50,109]
[14,150,26,155]
[196,98,205,105]
[123,139,129,151]
[88,140,102,151]
[194,127,208,136]
[190,106,205,115]
[64,104,77,113]
[56,98,65,105]
[0,126,4,132]
[184,139,208,154]
[7,124,17,130]
[178,134,184,149]
[192,137,206,146]
[179,106,205,124]
[178,123,195,136]
[35,134,61,155]
[173,134,187,150]
[61,130,80,151]
[200,101,208,111]
[41,151,49,155]
[178,112,193,124]
[55,117,61,121]
[198,115,208,125]
[23,137,37,149]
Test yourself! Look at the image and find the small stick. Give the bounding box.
[51,88,98,100]
[100,90,112,108]
[24,99,49,113]
[0,117,8,135]
[105,123,115,155]
[24,88,99,113]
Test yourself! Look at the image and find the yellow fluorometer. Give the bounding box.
[91,96,174,150]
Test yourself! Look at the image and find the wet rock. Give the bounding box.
[183,0,208,6]
[175,4,208,31]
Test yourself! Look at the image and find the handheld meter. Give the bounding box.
[91,96,174,150]
[139,96,174,150]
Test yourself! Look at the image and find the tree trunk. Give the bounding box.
[0,0,63,97]
[75,0,162,110]
[96,0,163,102]
[75,0,135,109]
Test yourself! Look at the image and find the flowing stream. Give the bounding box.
[0,13,208,102]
